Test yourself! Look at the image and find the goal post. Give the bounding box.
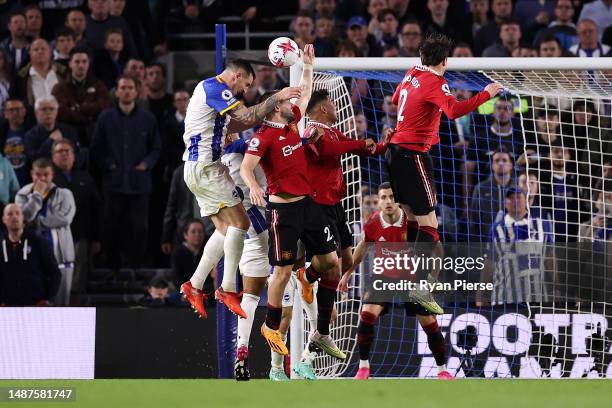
[289,57,612,378]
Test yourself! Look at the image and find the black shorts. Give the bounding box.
[266,196,337,266]
[320,202,353,251]
[385,144,437,216]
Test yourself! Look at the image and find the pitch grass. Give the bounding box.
[0,379,610,408]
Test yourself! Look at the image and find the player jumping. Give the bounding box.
[180,59,300,319]
[240,44,346,361]
[341,183,453,380]
[386,33,503,312]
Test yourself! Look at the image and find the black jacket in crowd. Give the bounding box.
[53,166,102,243]
[24,122,79,162]
[0,229,61,305]
[90,104,161,195]
[161,163,197,245]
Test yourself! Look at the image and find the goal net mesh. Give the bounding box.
[300,67,612,378]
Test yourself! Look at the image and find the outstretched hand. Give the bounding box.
[301,44,315,65]
[277,86,302,101]
[485,83,504,98]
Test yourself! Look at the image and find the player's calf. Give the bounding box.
[418,314,452,379]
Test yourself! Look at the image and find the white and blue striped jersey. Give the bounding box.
[489,213,554,304]
[182,76,240,164]
[221,138,268,238]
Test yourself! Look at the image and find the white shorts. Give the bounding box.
[239,232,271,278]
[183,161,241,216]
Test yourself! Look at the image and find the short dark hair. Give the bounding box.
[537,33,561,49]
[104,27,123,42]
[296,9,314,20]
[227,59,256,80]
[69,46,89,60]
[52,139,76,153]
[454,42,471,50]
[306,89,330,114]
[3,98,25,109]
[573,100,596,113]
[336,40,362,57]
[377,8,398,22]
[8,11,26,23]
[117,75,140,88]
[146,62,166,78]
[32,157,54,170]
[500,17,521,29]
[55,26,76,40]
[378,182,392,191]
[183,218,204,235]
[492,145,512,161]
[149,277,169,289]
[419,33,453,66]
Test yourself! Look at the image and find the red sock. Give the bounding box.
[265,303,282,330]
[423,320,446,366]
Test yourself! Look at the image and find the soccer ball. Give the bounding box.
[268,37,299,68]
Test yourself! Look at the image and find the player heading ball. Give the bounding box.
[385,33,503,312]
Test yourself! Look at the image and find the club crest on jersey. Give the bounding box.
[283,292,291,302]
[221,89,233,101]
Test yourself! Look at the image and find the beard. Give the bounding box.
[283,110,296,123]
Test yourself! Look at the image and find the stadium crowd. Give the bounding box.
[0,0,609,306]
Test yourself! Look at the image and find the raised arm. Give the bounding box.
[293,44,315,117]
[429,82,504,120]
[227,86,302,133]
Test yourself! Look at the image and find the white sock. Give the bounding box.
[190,230,224,289]
[359,359,370,369]
[270,332,287,369]
[437,364,447,373]
[301,341,315,364]
[236,293,259,348]
[221,226,246,292]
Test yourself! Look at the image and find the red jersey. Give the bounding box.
[246,105,311,197]
[304,122,370,205]
[390,65,490,152]
[364,209,409,279]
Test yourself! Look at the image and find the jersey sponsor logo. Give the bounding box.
[378,237,386,241]
[248,137,260,151]
[281,143,301,157]
[221,89,233,101]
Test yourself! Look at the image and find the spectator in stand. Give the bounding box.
[452,42,474,57]
[424,0,465,42]
[110,0,126,17]
[537,34,564,57]
[531,0,577,52]
[24,5,43,41]
[473,0,513,56]
[90,75,160,270]
[578,0,612,41]
[0,49,13,112]
[52,27,76,68]
[482,19,522,57]
[293,10,315,52]
[85,0,137,57]
[35,0,85,39]
[93,28,127,89]
[243,65,280,106]
[25,96,79,163]
[513,0,556,31]
[12,39,66,107]
[512,46,538,57]
[53,47,111,147]
[0,12,30,72]
[388,0,414,21]
[161,89,189,177]
[140,277,185,307]
[122,57,146,100]
[0,203,61,306]
[161,163,198,254]
[65,9,90,51]
[466,97,523,197]
[579,187,611,242]
[314,16,337,57]
[15,158,75,305]
[469,147,518,241]
[604,25,612,47]
[539,146,581,241]
[377,9,400,49]
[520,107,575,168]
[367,0,389,41]
[518,170,544,211]
[314,0,345,34]
[51,139,101,296]
[569,19,611,57]
[171,219,215,294]
[346,16,382,57]
[382,43,400,57]
[463,0,489,46]
[0,145,17,209]
[0,99,31,186]
[399,20,422,57]
[336,39,362,57]
[144,63,172,122]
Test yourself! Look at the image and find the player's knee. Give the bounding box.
[416,212,438,229]
[320,254,339,275]
[360,310,378,325]
[272,266,292,284]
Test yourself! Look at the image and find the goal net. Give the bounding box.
[290,57,612,379]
